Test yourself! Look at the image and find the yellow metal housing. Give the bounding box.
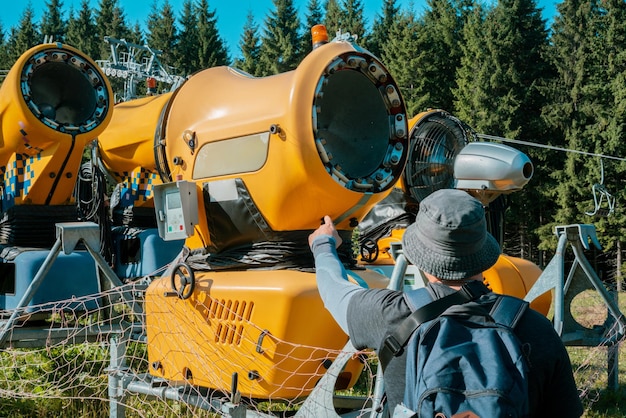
[146,268,389,399]
[484,255,551,315]
[96,94,173,207]
[97,94,172,175]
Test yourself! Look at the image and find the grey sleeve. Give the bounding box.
[346,287,413,411]
[311,234,367,333]
[346,287,412,351]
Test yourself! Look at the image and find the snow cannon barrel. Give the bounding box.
[98,40,408,247]
[0,43,112,206]
[166,41,408,237]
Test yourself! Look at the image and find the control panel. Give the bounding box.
[154,181,199,241]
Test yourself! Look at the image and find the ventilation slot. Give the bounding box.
[208,298,254,346]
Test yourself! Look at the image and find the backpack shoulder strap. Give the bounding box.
[378,281,489,372]
[488,295,529,330]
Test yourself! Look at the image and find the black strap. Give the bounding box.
[378,281,488,372]
[489,295,528,329]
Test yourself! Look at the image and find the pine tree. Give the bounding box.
[234,11,261,76]
[367,0,400,58]
[418,0,475,112]
[341,0,367,43]
[456,0,550,138]
[453,3,490,126]
[95,0,132,59]
[380,10,424,116]
[95,0,132,100]
[146,0,178,68]
[175,0,199,75]
[324,0,344,38]
[7,5,41,62]
[0,22,10,71]
[579,0,626,290]
[543,0,605,244]
[40,0,66,43]
[457,1,546,136]
[65,0,99,58]
[487,0,552,261]
[454,1,553,261]
[127,22,144,45]
[604,0,626,237]
[196,0,230,69]
[486,0,549,138]
[258,0,301,75]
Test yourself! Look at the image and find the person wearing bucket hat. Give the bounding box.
[308,188,582,417]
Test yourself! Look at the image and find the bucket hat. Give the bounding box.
[402,189,500,280]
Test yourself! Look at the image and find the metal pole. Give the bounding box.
[83,241,144,318]
[109,335,127,418]
[569,240,626,343]
[553,232,567,336]
[607,288,620,391]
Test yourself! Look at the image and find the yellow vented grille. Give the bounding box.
[207,298,254,345]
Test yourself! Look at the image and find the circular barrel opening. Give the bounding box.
[313,52,407,193]
[316,71,389,178]
[21,48,110,134]
[30,62,97,124]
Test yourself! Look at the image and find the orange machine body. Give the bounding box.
[484,254,551,315]
[146,268,389,399]
[97,94,172,208]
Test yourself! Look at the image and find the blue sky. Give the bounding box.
[1,0,558,58]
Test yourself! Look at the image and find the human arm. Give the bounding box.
[308,216,366,333]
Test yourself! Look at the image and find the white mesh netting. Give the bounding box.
[0,267,623,417]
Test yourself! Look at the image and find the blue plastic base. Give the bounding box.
[112,228,183,279]
[0,250,100,312]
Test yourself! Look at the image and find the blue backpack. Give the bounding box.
[379,282,530,418]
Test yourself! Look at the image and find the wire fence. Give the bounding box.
[0,272,623,417]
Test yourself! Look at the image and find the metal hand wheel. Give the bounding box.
[170,262,195,299]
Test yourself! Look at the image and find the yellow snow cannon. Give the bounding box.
[0,42,112,206]
[143,35,409,399]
